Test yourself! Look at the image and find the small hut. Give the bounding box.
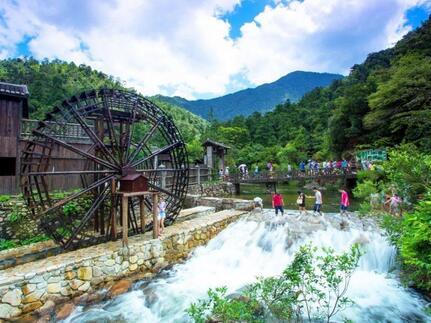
[202,139,230,172]
[0,82,29,194]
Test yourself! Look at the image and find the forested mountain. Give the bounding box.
[204,17,431,167]
[0,58,207,144]
[156,71,343,120]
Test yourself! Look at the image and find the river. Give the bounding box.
[64,210,429,322]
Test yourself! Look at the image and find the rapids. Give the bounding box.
[65,210,430,322]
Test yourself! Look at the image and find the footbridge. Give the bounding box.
[228,170,357,194]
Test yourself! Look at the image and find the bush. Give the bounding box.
[399,194,431,291]
[187,244,362,322]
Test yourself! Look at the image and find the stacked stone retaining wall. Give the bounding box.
[187,182,235,197]
[0,208,247,319]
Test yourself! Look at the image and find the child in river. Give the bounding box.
[158,197,167,236]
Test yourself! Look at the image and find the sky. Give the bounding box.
[0,0,430,100]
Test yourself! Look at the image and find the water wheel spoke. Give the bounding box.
[27,170,117,176]
[32,128,118,170]
[131,141,182,168]
[128,117,163,164]
[63,184,110,249]
[148,182,181,201]
[65,101,120,167]
[122,109,136,164]
[38,174,115,217]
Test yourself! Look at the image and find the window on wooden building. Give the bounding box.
[0,157,16,176]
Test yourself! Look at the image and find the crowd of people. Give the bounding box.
[298,159,357,176]
[219,158,377,180]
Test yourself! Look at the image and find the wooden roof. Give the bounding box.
[0,82,29,98]
[0,82,29,118]
[202,138,230,150]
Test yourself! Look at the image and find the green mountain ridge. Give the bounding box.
[156,71,343,120]
[205,16,431,165]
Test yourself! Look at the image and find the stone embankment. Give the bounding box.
[0,204,248,320]
[187,182,235,197]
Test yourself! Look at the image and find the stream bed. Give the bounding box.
[65,210,430,322]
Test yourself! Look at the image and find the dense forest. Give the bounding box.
[204,17,431,169]
[0,58,207,146]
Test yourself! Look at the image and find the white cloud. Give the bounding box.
[235,0,425,85]
[0,0,429,98]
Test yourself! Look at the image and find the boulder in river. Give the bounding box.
[108,279,132,298]
[55,302,75,320]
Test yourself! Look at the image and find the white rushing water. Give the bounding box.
[66,210,430,323]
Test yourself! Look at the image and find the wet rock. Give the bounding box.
[108,280,132,298]
[353,234,370,246]
[86,290,107,304]
[55,302,75,320]
[36,300,55,316]
[340,219,349,231]
[142,286,159,306]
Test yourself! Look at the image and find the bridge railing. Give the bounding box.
[228,168,356,183]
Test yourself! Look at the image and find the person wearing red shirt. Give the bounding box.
[272,192,284,216]
[339,188,350,215]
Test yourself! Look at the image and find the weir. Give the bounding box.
[66,210,429,323]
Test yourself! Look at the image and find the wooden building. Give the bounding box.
[0,82,29,194]
[202,139,230,172]
[0,82,93,194]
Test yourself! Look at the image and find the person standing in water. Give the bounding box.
[158,197,167,236]
[339,188,350,215]
[272,192,284,216]
[296,190,307,216]
[308,187,323,216]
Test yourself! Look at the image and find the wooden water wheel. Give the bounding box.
[21,89,189,249]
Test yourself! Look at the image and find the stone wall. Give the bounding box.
[0,208,247,320]
[0,206,215,271]
[0,196,38,241]
[185,195,255,212]
[188,181,235,197]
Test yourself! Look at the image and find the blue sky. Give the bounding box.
[0,0,430,99]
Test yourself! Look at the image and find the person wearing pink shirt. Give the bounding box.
[339,188,350,215]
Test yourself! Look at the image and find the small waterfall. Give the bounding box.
[65,211,429,323]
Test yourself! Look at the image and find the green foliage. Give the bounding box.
[383,145,431,204]
[187,244,362,322]
[0,240,17,251]
[0,234,49,251]
[399,194,431,291]
[186,139,204,164]
[0,195,11,203]
[354,145,431,292]
[365,54,431,151]
[187,287,261,323]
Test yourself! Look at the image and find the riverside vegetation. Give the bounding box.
[188,244,362,322]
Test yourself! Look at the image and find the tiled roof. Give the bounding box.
[0,82,29,98]
[202,138,230,149]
